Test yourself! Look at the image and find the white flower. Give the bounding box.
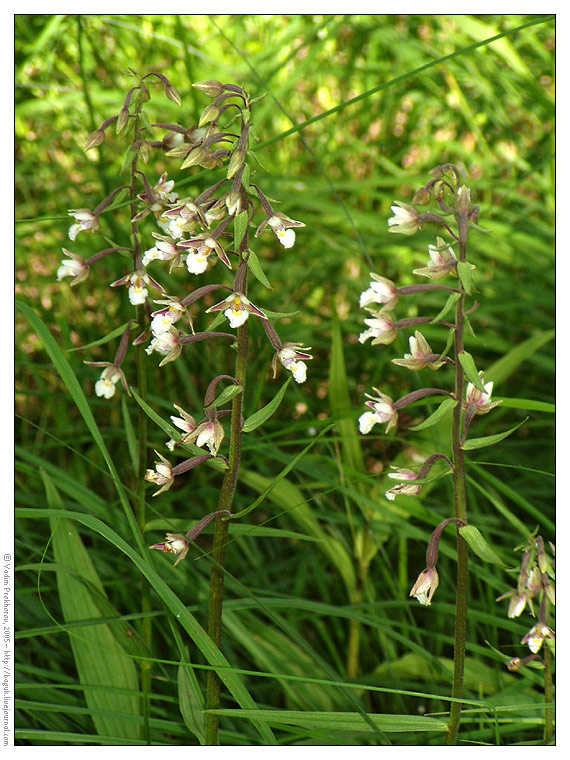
[127,275,148,305]
[144,452,174,497]
[358,314,397,345]
[391,331,444,370]
[68,208,99,241]
[146,329,179,357]
[186,246,210,275]
[275,343,313,383]
[413,236,458,279]
[387,201,419,235]
[149,532,189,566]
[57,249,89,285]
[259,214,304,249]
[142,246,162,267]
[359,388,398,435]
[521,623,555,654]
[94,366,121,399]
[385,468,422,501]
[359,274,398,311]
[409,568,439,606]
[464,372,501,415]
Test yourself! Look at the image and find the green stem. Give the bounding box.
[205,314,249,746]
[446,209,469,746]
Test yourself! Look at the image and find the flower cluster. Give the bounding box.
[356,165,505,610]
[58,75,314,575]
[497,535,555,659]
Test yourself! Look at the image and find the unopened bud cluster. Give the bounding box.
[497,534,555,662]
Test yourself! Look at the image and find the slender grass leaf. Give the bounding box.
[238,467,356,593]
[42,471,140,742]
[485,330,555,387]
[329,310,366,478]
[67,321,136,353]
[462,418,528,450]
[459,524,506,566]
[15,300,144,552]
[17,506,277,745]
[178,658,206,745]
[205,708,447,733]
[243,378,291,432]
[130,388,179,438]
[145,518,321,542]
[121,395,139,474]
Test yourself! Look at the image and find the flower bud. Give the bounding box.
[227,149,246,179]
[199,104,221,127]
[84,129,105,151]
[412,187,431,206]
[165,84,182,107]
[192,80,225,97]
[116,107,129,134]
[457,185,471,215]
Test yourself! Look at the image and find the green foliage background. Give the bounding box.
[15,14,554,746]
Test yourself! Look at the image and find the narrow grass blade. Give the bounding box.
[17,506,277,745]
[42,471,140,742]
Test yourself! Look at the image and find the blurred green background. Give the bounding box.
[15,14,554,746]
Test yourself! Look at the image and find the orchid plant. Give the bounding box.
[357,164,555,744]
[58,72,311,746]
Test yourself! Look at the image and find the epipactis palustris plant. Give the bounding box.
[356,164,554,744]
[58,73,311,745]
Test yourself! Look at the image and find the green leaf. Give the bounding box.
[246,248,272,289]
[16,506,277,746]
[144,518,321,542]
[233,210,249,250]
[205,708,447,734]
[458,351,486,391]
[462,417,528,450]
[130,388,179,438]
[430,292,460,324]
[68,321,136,353]
[409,397,457,431]
[459,524,506,566]
[121,395,139,474]
[178,660,205,745]
[457,261,476,295]
[495,397,555,413]
[15,300,144,553]
[205,383,243,410]
[243,378,291,432]
[42,472,140,741]
[485,330,555,387]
